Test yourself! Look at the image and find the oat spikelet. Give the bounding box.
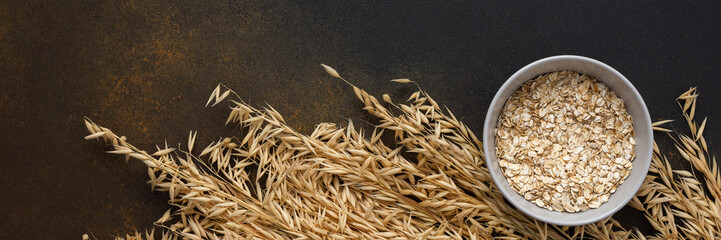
[187,131,197,153]
[652,119,674,127]
[696,117,707,141]
[84,131,106,140]
[382,94,392,104]
[391,79,413,83]
[320,63,341,79]
[206,84,220,107]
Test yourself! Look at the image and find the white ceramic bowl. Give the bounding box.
[483,55,653,226]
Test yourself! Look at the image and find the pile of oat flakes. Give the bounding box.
[495,71,635,212]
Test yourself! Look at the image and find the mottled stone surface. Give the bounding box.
[1,1,721,238]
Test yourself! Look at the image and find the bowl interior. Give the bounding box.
[482,55,653,226]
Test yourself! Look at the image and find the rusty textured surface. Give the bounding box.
[2,1,721,238]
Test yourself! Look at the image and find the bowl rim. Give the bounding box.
[482,55,653,226]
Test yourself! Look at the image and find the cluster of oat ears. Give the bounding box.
[83,65,719,240]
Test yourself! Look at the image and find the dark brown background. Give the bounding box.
[2,1,721,239]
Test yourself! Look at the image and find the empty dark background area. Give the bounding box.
[1,1,720,239]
